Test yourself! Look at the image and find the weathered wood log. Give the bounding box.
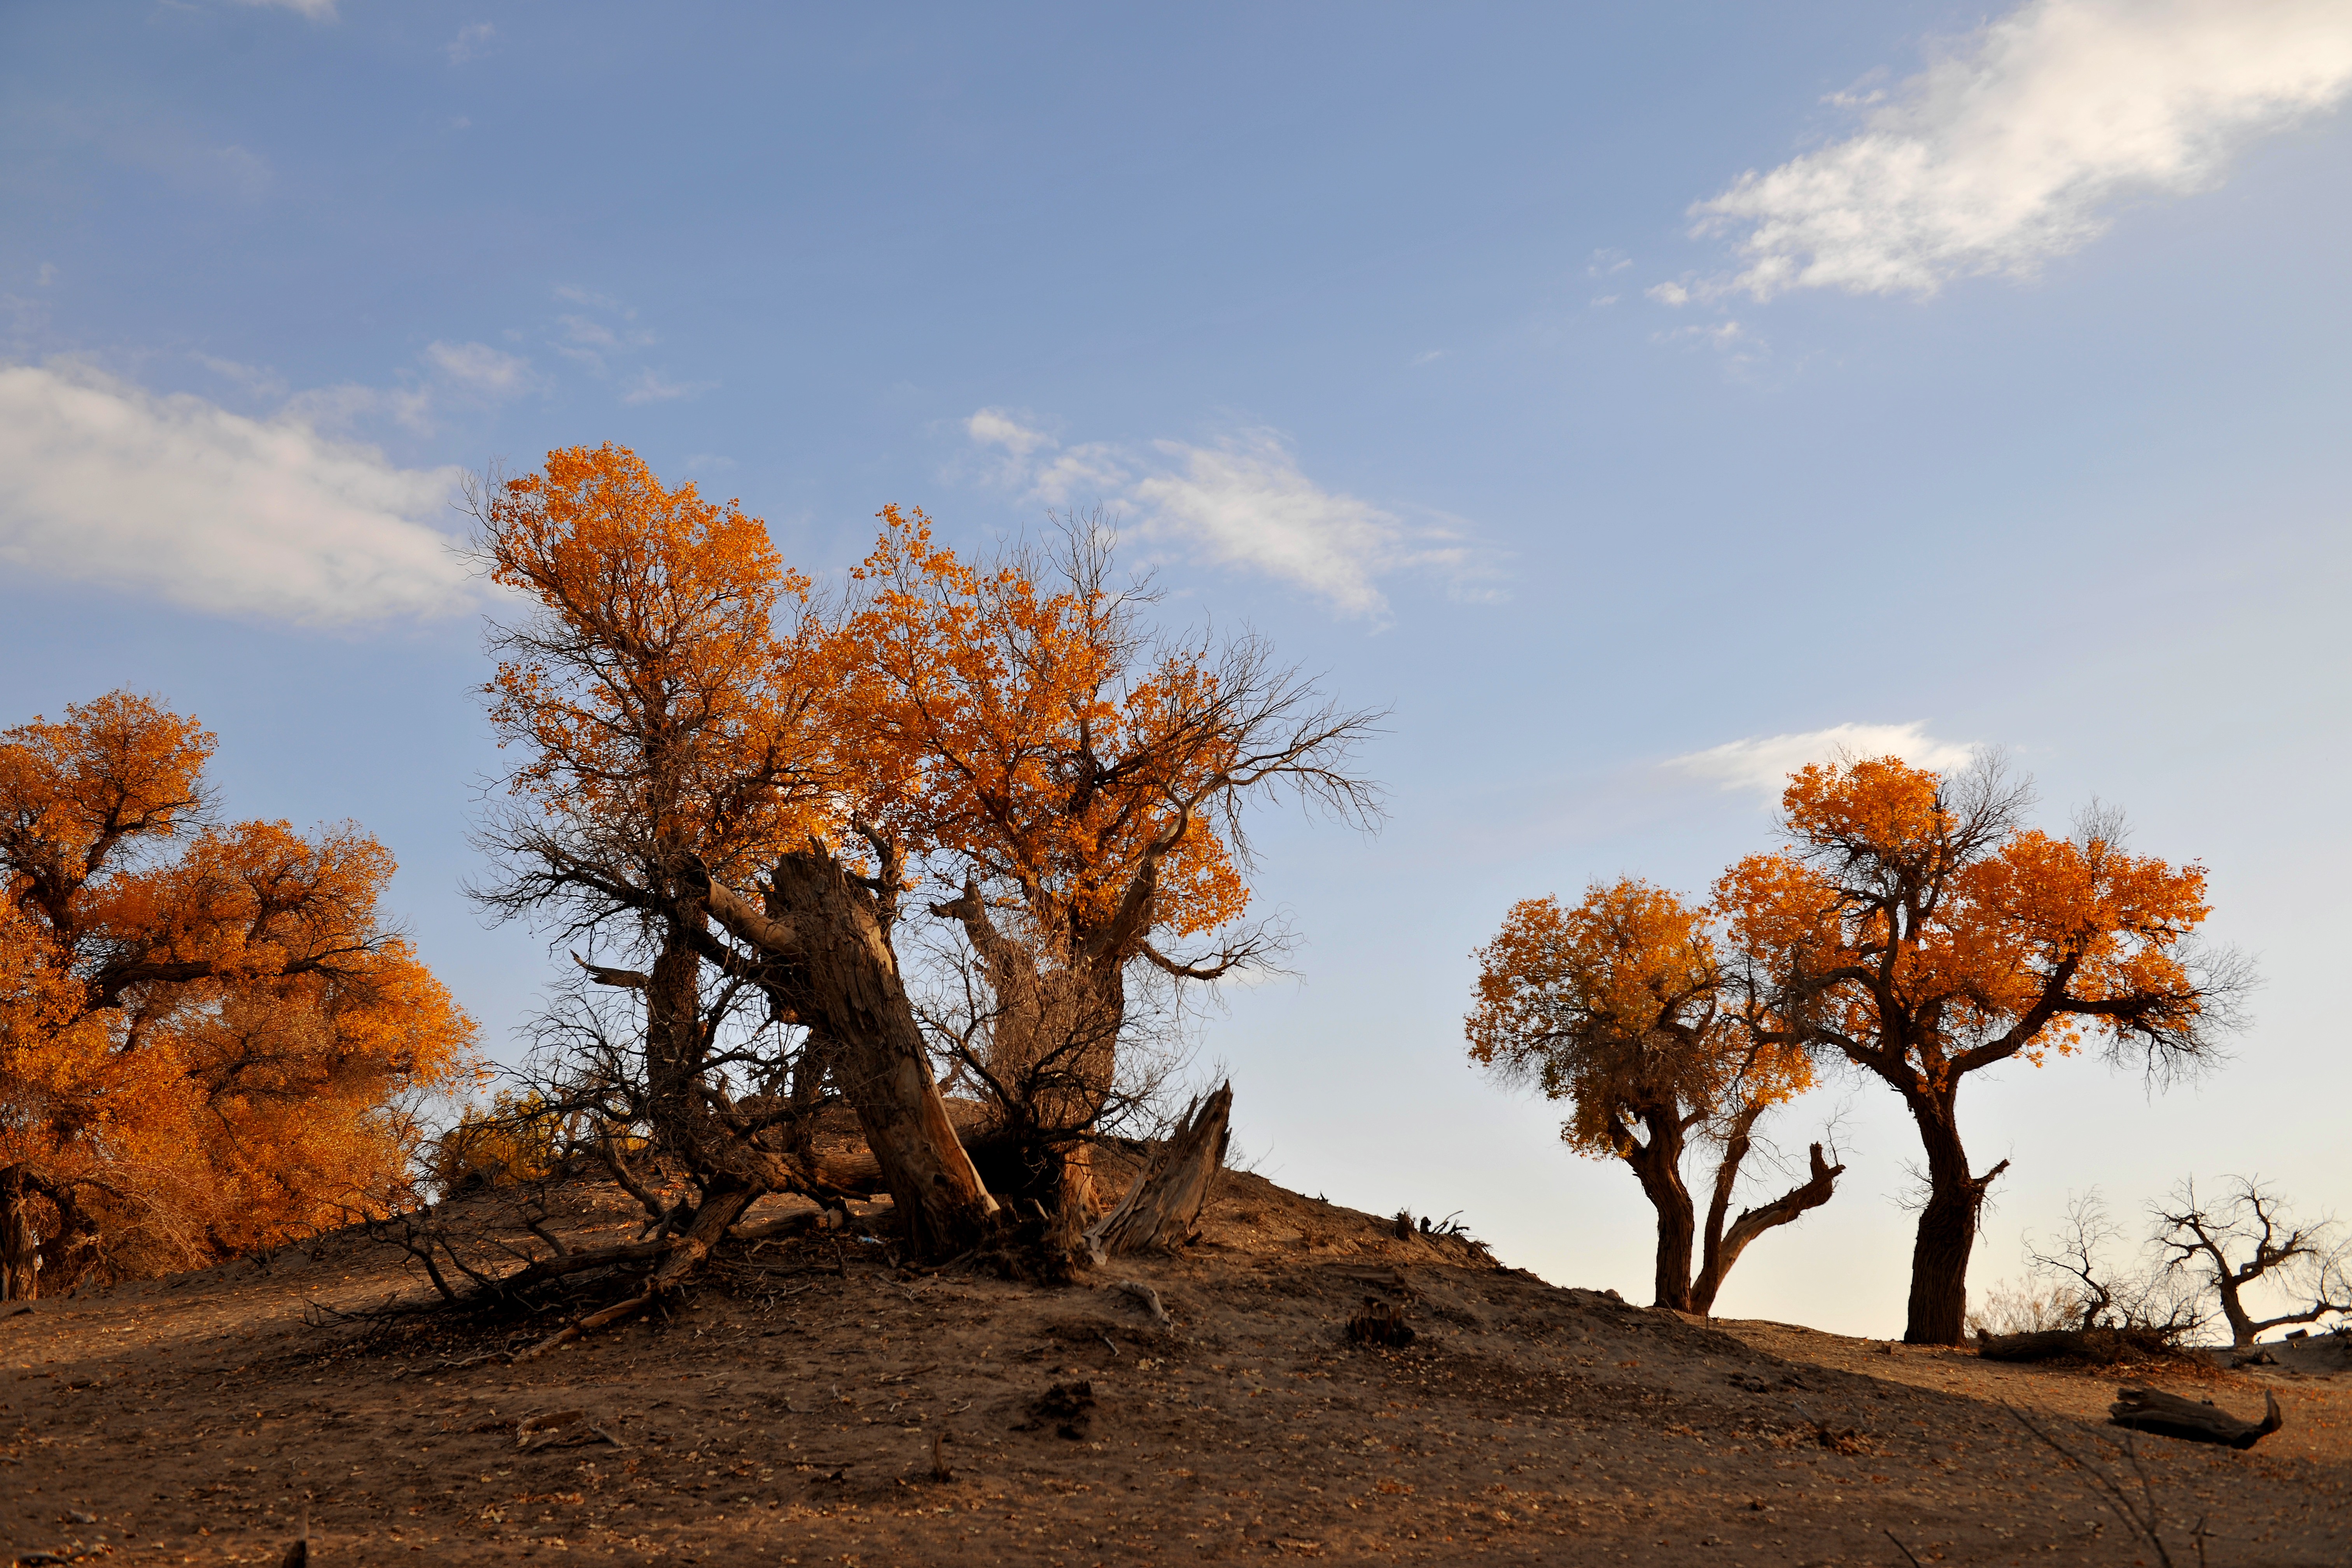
[1978,1326,2182,1365]
[1087,1082,1231,1259]
[2108,1384,2282,1449]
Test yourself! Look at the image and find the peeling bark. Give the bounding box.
[1088,1083,1231,1258]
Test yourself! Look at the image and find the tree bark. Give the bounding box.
[1088,1083,1230,1258]
[693,850,999,1260]
[1,1166,38,1303]
[644,929,705,1159]
[1690,1141,1843,1315]
[1902,1090,2007,1345]
[1618,1107,1696,1312]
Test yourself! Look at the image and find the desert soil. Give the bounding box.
[3,1166,2345,1566]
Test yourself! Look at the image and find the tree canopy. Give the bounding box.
[1716,754,2240,1343]
[0,692,478,1297]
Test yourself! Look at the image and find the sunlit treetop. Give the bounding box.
[1715,756,2214,1090]
[1467,878,1813,1157]
[476,443,836,877]
[835,506,1251,951]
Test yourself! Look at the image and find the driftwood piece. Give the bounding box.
[1087,1083,1232,1259]
[2108,1384,2283,1449]
[1111,1279,1173,1327]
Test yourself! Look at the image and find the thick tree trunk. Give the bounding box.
[1620,1108,1696,1312]
[1690,1141,1843,1315]
[1903,1093,2007,1346]
[0,1166,38,1303]
[696,851,999,1261]
[644,929,705,1157]
[2214,1280,2258,1349]
[1089,1083,1230,1258]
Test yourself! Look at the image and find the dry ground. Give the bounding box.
[3,1167,2345,1566]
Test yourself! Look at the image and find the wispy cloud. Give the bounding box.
[422,339,531,397]
[965,413,1498,618]
[1678,0,2352,299]
[621,369,714,405]
[1669,721,1977,796]
[446,22,495,65]
[0,361,479,625]
[234,0,337,17]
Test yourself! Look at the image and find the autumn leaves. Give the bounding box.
[0,693,479,1298]
[465,445,1374,1274]
[1469,753,2233,1344]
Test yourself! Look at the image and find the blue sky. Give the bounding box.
[5,1,2348,1335]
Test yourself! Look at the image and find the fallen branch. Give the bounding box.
[1111,1279,1173,1328]
[2109,1385,2283,1449]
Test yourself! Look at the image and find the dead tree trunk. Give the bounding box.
[2109,1385,2283,1449]
[1088,1083,1231,1258]
[690,850,999,1260]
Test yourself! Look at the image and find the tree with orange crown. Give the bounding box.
[825,509,1382,1262]
[1468,878,1841,1313]
[0,693,478,1298]
[471,453,1381,1285]
[1715,754,2244,1344]
[469,444,1010,1274]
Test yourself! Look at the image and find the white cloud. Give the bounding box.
[0,362,479,625]
[446,22,495,65]
[1688,0,2352,299]
[1669,721,1978,796]
[1646,282,1691,306]
[964,412,1499,618]
[966,407,1053,459]
[1129,433,1415,618]
[422,339,530,396]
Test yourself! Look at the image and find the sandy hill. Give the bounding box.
[3,1164,2345,1566]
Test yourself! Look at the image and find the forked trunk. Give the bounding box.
[1689,1138,1843,1316]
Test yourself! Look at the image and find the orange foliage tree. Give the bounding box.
[468,443,904,1247]
[833,509,1379,1253]
[0,693,478,1298]
[468,449,1377,1280]
[469,445,1005,1268]
[1468,878,1840,1312]
[1717,756,2242,1344]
